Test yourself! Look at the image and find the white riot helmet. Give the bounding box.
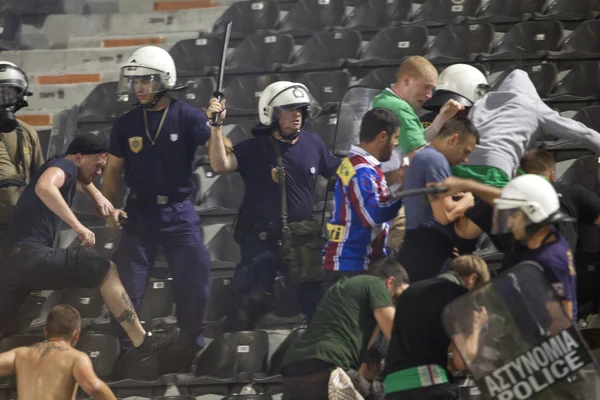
[117,46,179,107]
[423,64,490,112]
[257,81,320,128]
[0,61,31,132]
[492,174,574,237]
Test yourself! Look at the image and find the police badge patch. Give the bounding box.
[129,136,143,153]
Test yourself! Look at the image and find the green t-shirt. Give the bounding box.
[372,89,427,154]
[284,275,394,370]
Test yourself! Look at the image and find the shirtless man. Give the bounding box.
[0,305,116,400]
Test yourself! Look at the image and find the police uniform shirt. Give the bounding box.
[1,156,78,249]
[233,131,340,225]
[383,277,468,376]
[109,100,210,198]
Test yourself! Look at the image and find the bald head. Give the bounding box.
[394,56,438,110]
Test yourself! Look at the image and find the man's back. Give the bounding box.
[15,341,81,400]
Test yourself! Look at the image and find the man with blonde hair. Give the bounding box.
[0,304,116,399]
[383,255,490,399]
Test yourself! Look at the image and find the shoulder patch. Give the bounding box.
[337,157,356,186]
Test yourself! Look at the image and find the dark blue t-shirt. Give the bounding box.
[234,131,340,224]
[403,146,452,232]
[520,230,578,321]
[1,156,78,249]
[109,99,210,198]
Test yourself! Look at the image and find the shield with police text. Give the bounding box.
[442,261,600,400]
[333,85,382,156]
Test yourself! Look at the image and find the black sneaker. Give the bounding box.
[134,328,181,363]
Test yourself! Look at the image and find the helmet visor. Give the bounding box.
[0,86,19,107]
[117,66,167,95]
[491,205,531,235]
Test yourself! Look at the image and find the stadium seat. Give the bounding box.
[359,67,397,89]
[206,277,238,324]
[469,0,545,23]
[195,166,245,216]
[410,0,481,25]
[534,0,599,21]
[58,288,105,320]
[223,74,282,116]
[547,20,600,67]
[277,0,345,36]
[304,114,338,150]
[346,25,428,67]
[254,327,306,383]
[0,9,22,51]
[312,175,330,212]
[170,76,216,110]
[278,30,362,72]
[490,63,558,98]
[551,61,600,98]
[77,82,132,121]
[479,21,563,71]
[139,279,175,330]
[203,221,241,267]
[0,335,43,352]
[573,105,600,131]
[342,0,412,31]
[178,331,269,385]
[75,334,120,379]
[226,33,294,75]
[169,37,224,76]
[62,226,121,261]
[298,70,350,113]
[212,0,280,39]
[425,23,494,65]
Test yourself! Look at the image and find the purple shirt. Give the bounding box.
[520,230,577,321]
[234,130,340,225]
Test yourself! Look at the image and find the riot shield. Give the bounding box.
[333,85,382,156]
[443,261,600,400]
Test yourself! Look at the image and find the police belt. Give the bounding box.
[252,221,282,242]
[128,191,190,205]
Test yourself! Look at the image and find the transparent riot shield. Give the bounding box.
[443,261,600,400]
[333,85,383,156]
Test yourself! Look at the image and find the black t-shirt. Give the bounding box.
[383,278,468,376]
[1,156,78,249]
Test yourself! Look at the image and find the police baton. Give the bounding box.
[394,185,449,199]
[212,21,232,125]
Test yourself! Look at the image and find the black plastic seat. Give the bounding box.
[359,67,397,89]
[170,77,217,110]
[278,30,362,72]
[223,74,282,116]
[479,20,563,70]
[59,288,105,320]
[277,0,345,36]
[343,0,412,31]
[177,331,269,385]
[226,33,294,74]
[206,277,238,324]
[410,0,481,25]
[77,82,133,122]
[63,226,121,260]
[491,63,557,98]
[75,334,120,379]
[212,0,280,40]
[298,70,350,113]
[204,221,241,267]
[254,327,306,383]
[195,166,245,216]
[169,36,224,76]
[303,114,338,150]
[572,105,600,132]
[547,20,600,66]
[138,279,175,330]
[0,335,43,352]
[425,23,494,65]
[346,25,428,67]
[0,8,22,51]
[533,0,599,21]
[468,0,545,24]
[550,61,600,98]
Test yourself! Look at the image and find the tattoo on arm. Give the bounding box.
[115,291,138,325]
[31,342,69,358]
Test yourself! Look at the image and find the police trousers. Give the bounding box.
[111,198,210,350]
